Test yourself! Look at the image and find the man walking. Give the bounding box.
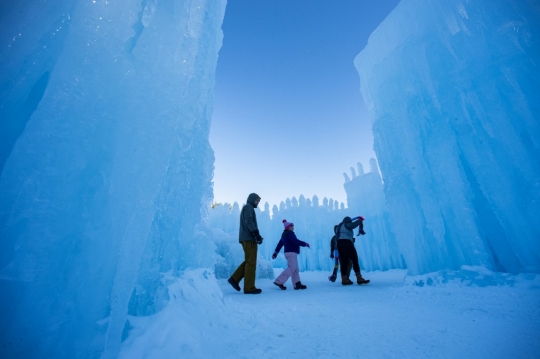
[228,193,264,294]
[336,216,370,285]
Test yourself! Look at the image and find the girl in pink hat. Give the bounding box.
[271,219,310,290]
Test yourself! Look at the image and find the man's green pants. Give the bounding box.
[231,241,258,292]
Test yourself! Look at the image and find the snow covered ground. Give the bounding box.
[119,269,540,359]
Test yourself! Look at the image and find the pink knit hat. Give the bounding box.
[282,219,293,230]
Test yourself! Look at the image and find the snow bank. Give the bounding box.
[406,265,540,288]
[119,269,227,359]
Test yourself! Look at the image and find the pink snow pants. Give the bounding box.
[275,252,300,285]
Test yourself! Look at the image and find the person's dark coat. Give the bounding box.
[336,216,363,242]
[239,193,260,243]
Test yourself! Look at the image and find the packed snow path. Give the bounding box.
[119,270,540,359]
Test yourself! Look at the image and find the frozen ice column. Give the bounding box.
[355,0,540,275]
[0,0,226,358]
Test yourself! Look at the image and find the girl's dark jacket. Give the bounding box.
[274,230,308,254]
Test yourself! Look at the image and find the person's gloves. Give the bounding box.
[272,252,278,260]
[305,242,310,248]
[252,229,263,244]
[357,216,366,236]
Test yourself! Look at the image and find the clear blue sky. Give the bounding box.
[210,0,400,209]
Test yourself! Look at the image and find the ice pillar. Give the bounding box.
[355,0,540,275]
[0,0,226,357]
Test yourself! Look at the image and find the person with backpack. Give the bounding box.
[228,193,265,294]
[328,225,352,282]
[271,219,310,290]
[335,216,370,285]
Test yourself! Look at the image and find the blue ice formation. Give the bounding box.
[209,159,405,274]
[355,0,540,275]
[209,196,351,273]
[0,1,226,358]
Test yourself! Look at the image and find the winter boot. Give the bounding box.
[294,281,307,290]
[273,282,287,290]
[228,277,241,292]
[244,288,262,294]
[355,273,370,285]
[342,275,353,286]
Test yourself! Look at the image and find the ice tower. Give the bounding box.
[0,0,226,357]
[355,0,540,275]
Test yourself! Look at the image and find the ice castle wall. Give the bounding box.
[355,0,540,275]
[208,160,409,274]
[208,196,350,272]
[0,0,226,358]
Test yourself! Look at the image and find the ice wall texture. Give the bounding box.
[208,196,350,272]
[355,0,540,275]
[0,0,226,358]
[208,162,407,274]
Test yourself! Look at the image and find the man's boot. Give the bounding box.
[342,275,353,286]
[228,277,241,291]
[244,288,262,294]
[355,273,370,285]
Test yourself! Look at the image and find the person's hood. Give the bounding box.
[247,193,261,208]
[343,216,352,223]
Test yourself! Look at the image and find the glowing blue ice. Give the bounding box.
[0,1,226,357]
[355,0,540,275]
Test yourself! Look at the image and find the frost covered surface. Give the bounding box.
[0,1,226,358]
[119,268,540,358]
[355,0,540,275]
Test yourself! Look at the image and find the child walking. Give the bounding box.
[271,219,310,290]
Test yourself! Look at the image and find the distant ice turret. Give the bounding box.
[369,158,379,175]
[357,162,365,176]
[286,198,292,209]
